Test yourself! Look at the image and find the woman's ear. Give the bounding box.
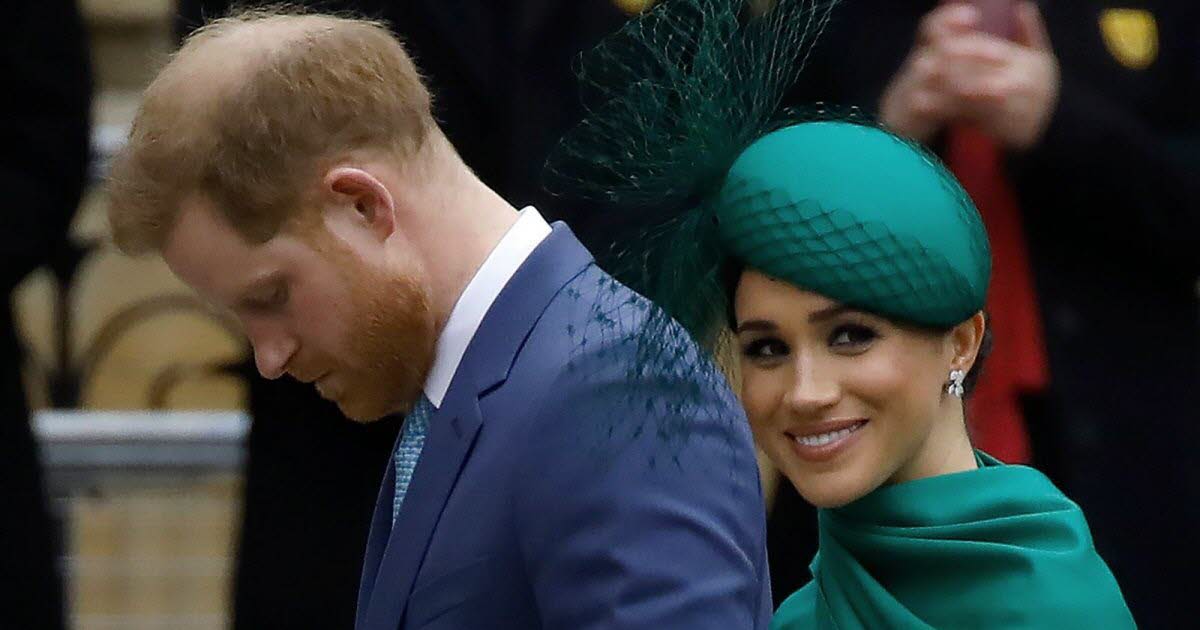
[949,311,987,374]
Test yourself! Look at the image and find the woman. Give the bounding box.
[549,0,1134,627]
[724,122,1133,628]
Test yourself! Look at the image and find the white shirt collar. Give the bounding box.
[422,207,552,407]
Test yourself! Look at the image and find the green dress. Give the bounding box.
[772,452,1134,629]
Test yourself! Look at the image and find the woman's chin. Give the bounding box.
[782,462,878,509]
[794,483,867,509]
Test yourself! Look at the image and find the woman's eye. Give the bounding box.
[829,324,877,349]
[742,338,790,360]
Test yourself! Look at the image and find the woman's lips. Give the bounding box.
[786,419,868,463]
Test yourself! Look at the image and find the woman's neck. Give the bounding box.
[888,404,978,485]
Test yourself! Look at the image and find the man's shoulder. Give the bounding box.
[502,262,744,443]
[536,265,697,362]
[507,266,733,419]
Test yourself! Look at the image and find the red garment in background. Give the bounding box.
[945,125,1047,463]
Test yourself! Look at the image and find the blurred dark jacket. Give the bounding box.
[0,1,92,628]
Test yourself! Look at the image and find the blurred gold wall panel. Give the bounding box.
[14,4,247,627]
[9,0,249,412]
[14,191,248,411]
[69,475,240,627]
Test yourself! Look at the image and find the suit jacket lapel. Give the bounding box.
[361,374,485,630]
[356,452,398,629]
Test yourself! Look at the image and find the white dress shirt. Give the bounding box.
[422,207,552,407]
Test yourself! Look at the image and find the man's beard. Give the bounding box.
[335,263,436,422]
[304,231,437,423]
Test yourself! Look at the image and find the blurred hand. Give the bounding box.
[879,3,979,144]
[880,2,1060,150]
[940,2,1060,150]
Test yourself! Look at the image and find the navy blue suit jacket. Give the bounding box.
[356,224,771,629]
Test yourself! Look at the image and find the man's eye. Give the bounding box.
[245,285,288,312]
[267,284,289,307]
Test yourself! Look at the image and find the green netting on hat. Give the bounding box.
[544,0,992,453]
[549,0,992,358]
[715,121,991,328]
[547,0,839,351]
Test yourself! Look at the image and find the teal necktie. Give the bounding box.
[392,395,433,525]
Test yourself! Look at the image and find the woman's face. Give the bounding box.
[734,269,980,508]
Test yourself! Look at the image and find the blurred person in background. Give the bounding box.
[0,1,92,627]
[174,1,628,627]
[765,1,1199,625]
[118,8,769,630]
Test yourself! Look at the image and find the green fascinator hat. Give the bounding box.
[715,121,990,328]
[548,0,991,350]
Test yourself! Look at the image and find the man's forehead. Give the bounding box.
[169,194,245,249]
[164,196,268,298]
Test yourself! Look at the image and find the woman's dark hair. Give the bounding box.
[724,261,993,397]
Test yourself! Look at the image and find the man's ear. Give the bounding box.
[324,167,396,242]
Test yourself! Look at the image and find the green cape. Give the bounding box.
[772,452,1135,629]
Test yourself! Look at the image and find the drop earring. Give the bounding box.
[947,369,966,397]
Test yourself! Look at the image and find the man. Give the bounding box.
[1,1,92,627]
[171,2,629,625]
[770,1,1198,624]
[107,11,771,629]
